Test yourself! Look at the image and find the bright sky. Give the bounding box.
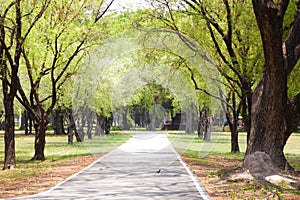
[109,0,151,12]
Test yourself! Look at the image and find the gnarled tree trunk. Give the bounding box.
[245,0,300,170]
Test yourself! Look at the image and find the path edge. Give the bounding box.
[3,150,116,200]
[170,144,211,200]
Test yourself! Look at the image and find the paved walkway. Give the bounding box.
[6,132,210,200]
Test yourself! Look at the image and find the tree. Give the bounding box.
[17,1,91,160]
[245,0,300,170]
[17,0,116,160]
[73,9,207,135]
[0,0,49,170]
[0,0,115,166]
[52,107,66,135]
[138,85,172,131]
[149,0,263,152]
[198,104,211,141]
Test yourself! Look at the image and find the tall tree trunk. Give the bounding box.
[1,0,24,170]
[52,108,65,135]
[87,119,93,139]
[19,111,25,131]
[1,52,17,169]
[246,0,291,170]
[73,122,81,142]
[241,96,250,142]
[220,90,241,152]
[240,87,253,143]
[86,110,94,139]
[3,97,16,170]
[229,92,240,153]
[32,116,47,161]
[199,105,211,142]
[197,111,204,139]
[77,118,85,142]
[87,122,92,139]
[23,110,29,135]
[122,107,130,130]
[229,119,240,153]
[95,113,105,135]
[1,17,16,170]
[105,113,113,134]
[28,112,33,135]
[203,119,212,142]
[66,116,74,145]
[246,81,289,169]
[2,0,25,169]
[67,126,73,145]
[68,112,81,142]
[66,111,78,144]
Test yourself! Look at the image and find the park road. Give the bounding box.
[6,132,210,200]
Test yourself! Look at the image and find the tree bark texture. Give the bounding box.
[229,118,240,153]
[31,116,47,161]
[0,0,21,170]
[95,113,113,135]
[246,0,300,170]
[22,110,29,135]
[96,114,106,135]
[66,111,77,144]
[197,117,204,139]
[3,98,16,169]
[105,113,113,134]
[52,108,65,135]
[198,105,211,141]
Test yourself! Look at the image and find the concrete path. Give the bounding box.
[6,132,210,200]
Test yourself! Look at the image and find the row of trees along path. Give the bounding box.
[0,0,115,170]
[151,0,300,171]
[0,0,300,175]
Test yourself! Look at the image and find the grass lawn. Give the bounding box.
[168,131,300,169]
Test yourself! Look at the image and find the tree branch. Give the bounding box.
[54,39,85,84]
[21,0,50,46]
[94,0,115,23]
[184,62,233,108]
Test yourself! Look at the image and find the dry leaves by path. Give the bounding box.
[182,155,300,200]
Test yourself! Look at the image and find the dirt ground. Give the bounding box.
[182,156,300,200]
[0,155,99,198]
[0,155,299,199]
